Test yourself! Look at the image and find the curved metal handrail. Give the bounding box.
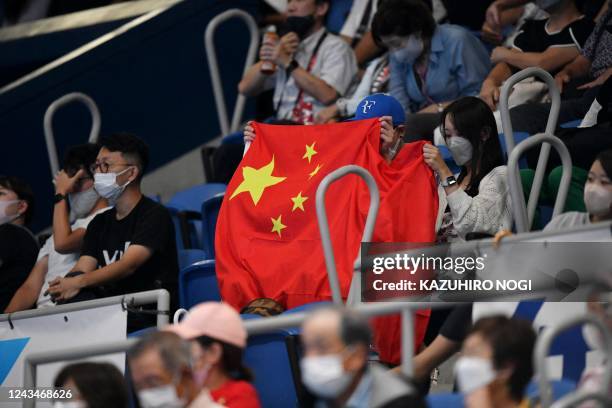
[507,134,572,232]
[315,165,380,305]
[204,9,259,135]
[43,92,101,176]
[535,314,612,408]
[499,68,563,229]
[499,67,561,153]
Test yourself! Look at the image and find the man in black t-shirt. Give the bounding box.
[0,176,38,311]
[47,133,179,325]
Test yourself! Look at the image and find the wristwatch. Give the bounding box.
[440,175,457,187]
[285,59,299,76]
[54,193,67,204]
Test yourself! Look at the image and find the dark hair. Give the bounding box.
[595,149,612,178]
[441,97,504,197]
[99,132,149,180]
[340,310,372,347]
[468,316,536,402]
[54,362,129,408]
[195,335,254,382]
[371,0,436,48]
[0,176,35,225]
[63,143,100,178]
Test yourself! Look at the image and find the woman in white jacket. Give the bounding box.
[422,96,512,242]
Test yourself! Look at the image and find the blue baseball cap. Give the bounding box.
[351,93,406,127]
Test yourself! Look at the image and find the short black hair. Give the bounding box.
[371,0,436,48]
[468,316,536,402]
[595,149,612,179]
[54,362,129,408]
[340,310,372,347]
[0,176,35,225]
[63,143,100,178]
[99,132,149,180]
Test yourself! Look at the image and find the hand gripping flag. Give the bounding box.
[216,119,439,363]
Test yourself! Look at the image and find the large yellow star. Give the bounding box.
[302,142,317,163]
[271,215,286,237]
[308,163,323,180]
[291,192,308,212]
[230,156,286,205]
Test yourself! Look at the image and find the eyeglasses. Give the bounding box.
[89,161,133,174]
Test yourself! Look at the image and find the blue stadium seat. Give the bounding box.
[127,327,157,338]
[560,120,581,128]
[325,0,353,34]
[177,248,207,270]
[200,193,225,259]
[243,325,301,408]
[167,183,227,249]
[499,132,530,168]
[426,392,464,408]
[526,379,576,402]
[179,259,221,309]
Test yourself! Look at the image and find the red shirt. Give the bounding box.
[210,380,261,408]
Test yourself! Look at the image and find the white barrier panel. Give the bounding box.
[0,304,127,408]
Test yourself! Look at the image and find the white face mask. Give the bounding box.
[584,183,612,217]
[138,384,185,408]
[53,401,86,408]
[447,136,473,166]
[69,187,100,219]
[94,167,133,204]
[392,36,424,65]
[300,354,354,399]
[0,199,21,225]
[454,356,496,395]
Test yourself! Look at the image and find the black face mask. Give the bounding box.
[282,15,316,40]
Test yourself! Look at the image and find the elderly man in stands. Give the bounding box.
[129,331,221,408]
[300,307,426,408]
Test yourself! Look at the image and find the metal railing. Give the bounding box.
[507,133,572,232]
[535,313,612,408]
[499,67,561,153]
[315,165,380,305]
[43,92,101,176]
[0,289,170,329]
[499,67,566,231]
[204,9,258,135]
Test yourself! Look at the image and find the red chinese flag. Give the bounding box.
[215,119,438,364]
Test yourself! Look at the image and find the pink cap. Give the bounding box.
[165,302,247,348]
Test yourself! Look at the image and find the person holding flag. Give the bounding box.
[244,93,407,163]
[217,93,439,366]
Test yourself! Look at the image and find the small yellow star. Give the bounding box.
[290,192,308,212]
[308,163,323,180]
[302,142,318,163]
[230,156,286,206]
[271,215,286,237]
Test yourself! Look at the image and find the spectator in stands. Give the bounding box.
[45,133,179,332]
[4,144,110,313]
[314,53,391,123]
[509,1,611,134]
[245,93,407,163]
[372,0,491,142]
[239,0,356,125]
[167,302,261,408]
[207,0,358,183]
[129,331,214,408]
[54,361,129,408]
[0,175,37,312]
[300,306,426,408]
[576,291,612,407]
[544,149,612,230]
[480,0,595,114]
[422,97,511,242]
[455,315,536,408]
